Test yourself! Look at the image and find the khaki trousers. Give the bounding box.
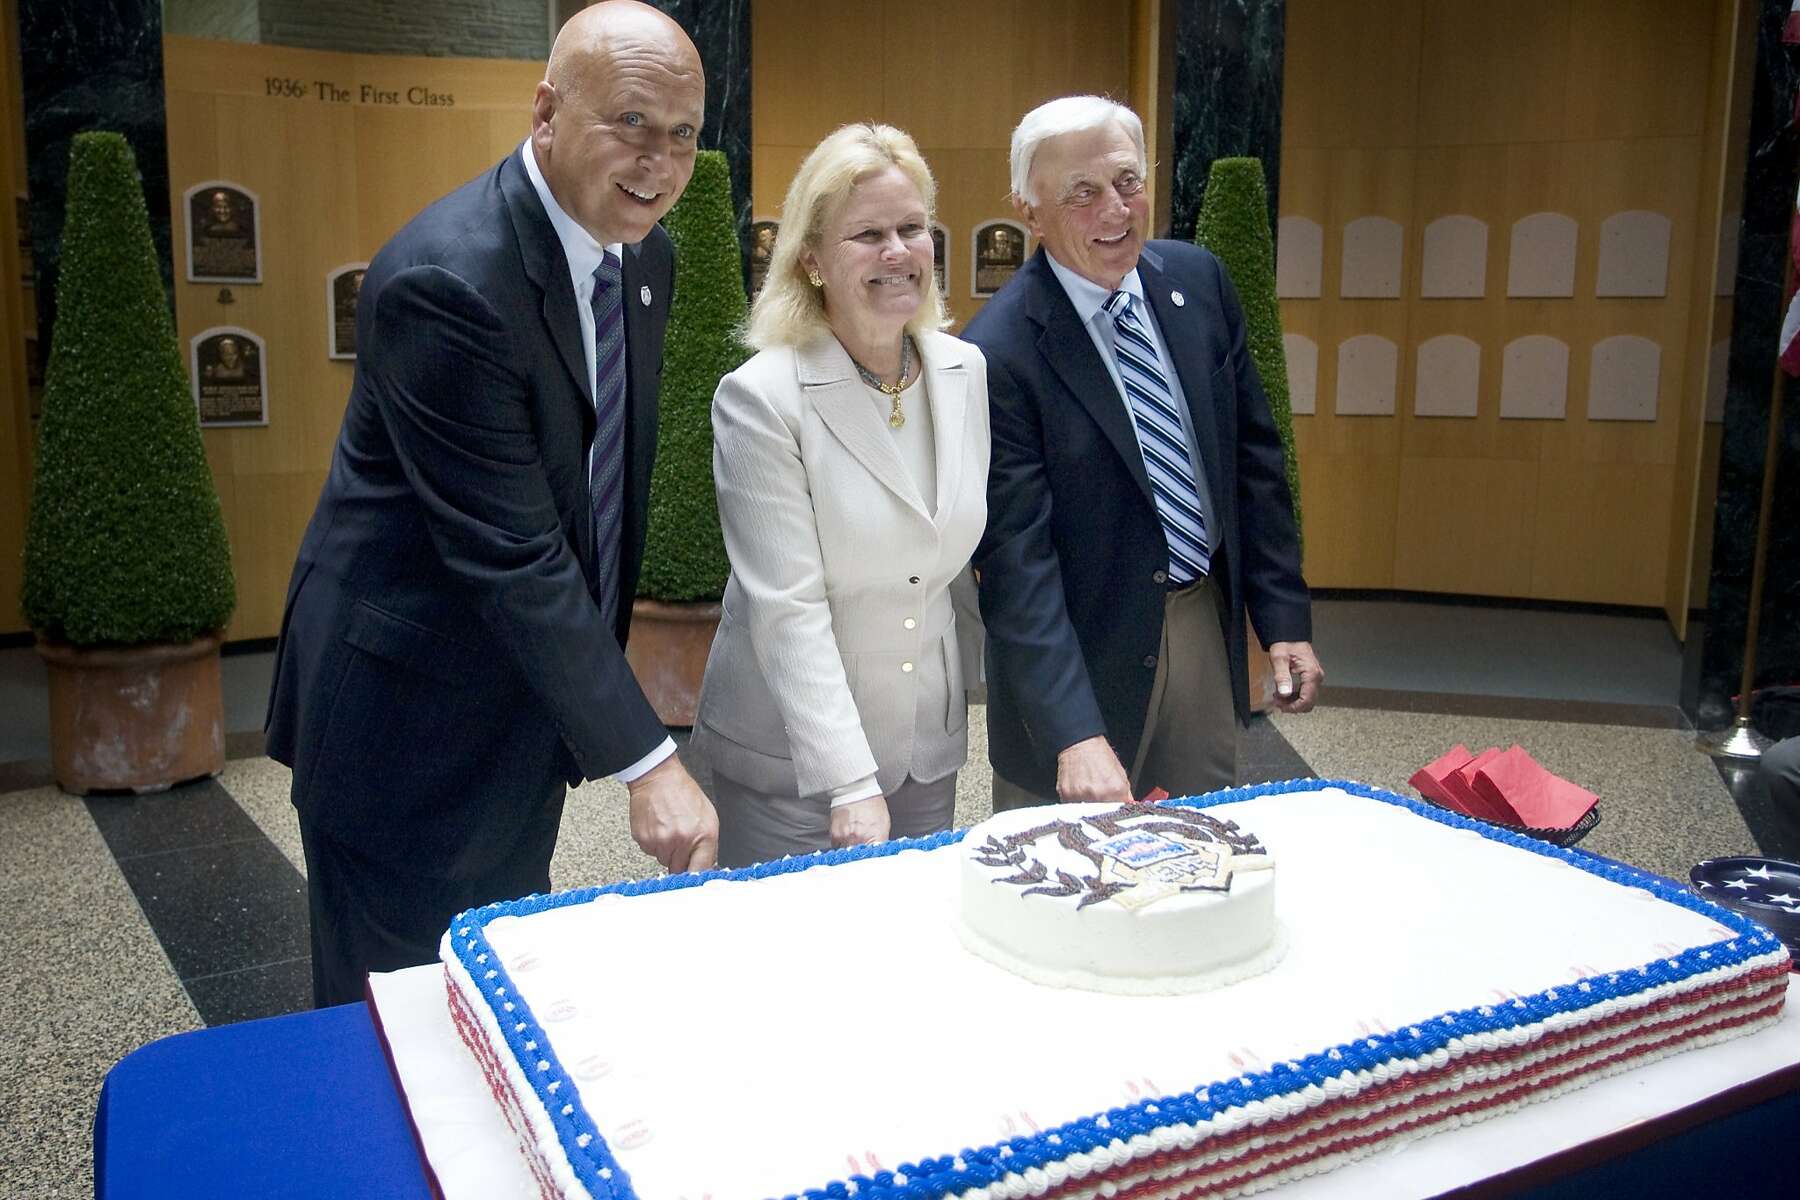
[992,575,1238,811]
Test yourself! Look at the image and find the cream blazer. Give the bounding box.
[691,329,990,798]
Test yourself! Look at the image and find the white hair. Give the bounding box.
[1009,95,1146,206]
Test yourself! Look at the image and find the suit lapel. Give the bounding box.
[800,335,933,523]
[917,331,967,526]
[1139,251,1222,503]
[1021,251,1153,507]
[500,153,593,411]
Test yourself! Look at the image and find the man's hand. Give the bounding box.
[1267,641,1324,713]
[626,756,719,873]
[1056,735,1133,804]
[829,795,891,848]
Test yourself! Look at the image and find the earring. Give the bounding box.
[807,269,824,287]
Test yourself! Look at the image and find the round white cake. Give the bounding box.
[957,802,1284,994]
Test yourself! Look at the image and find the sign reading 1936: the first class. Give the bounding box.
[265,77,455,107]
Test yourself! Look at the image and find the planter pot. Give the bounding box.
[36,634,226,795]
[624,599,721,728]
[1248,624,1273,715]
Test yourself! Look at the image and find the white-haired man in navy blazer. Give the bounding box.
[964,95,1323,810]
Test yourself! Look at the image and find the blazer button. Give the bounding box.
[902,661,915,673]
[909,575,921,585]
[1152,569,1168,585]
[1143,654,1158,669]
[903,617,916,629]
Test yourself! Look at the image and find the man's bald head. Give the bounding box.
[546,2,702,108]
[531,0,705,246]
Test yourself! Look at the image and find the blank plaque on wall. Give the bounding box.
[1587,335,1661,421]
[1414,335,1481,418]
[1500,335,1569,419]
[1336,334,1398,416]
[1507,212,1577,298]
[1284,333,1318,415]
[1341,216,1403,298]
[1421,216,1487,299]
[1595,211,1670,298]
[1276,216,1323,298]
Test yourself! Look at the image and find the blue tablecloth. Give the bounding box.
[95,1002,1800,1199]
[94,1003,430,1200]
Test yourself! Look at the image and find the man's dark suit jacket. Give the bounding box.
[265,151,671,880]
[964,241,1311,798]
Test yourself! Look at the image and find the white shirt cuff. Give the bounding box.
[827,775,883,809]
[613,737,676,784]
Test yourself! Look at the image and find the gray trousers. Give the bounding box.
[992,576,1239,811]
[713,770,958,868]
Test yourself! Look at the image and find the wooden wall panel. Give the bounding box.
[1281,0,1737,606]
[751,0,1131,332]
[163,37,542,639]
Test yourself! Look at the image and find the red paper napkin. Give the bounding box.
[1472,745,1598,829]
[1442,747,1517,822]
[1409,744,1474,806]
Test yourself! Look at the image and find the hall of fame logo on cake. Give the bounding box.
[971,805,1272,911]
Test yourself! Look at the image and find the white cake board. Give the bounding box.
[372,966,1800,1200]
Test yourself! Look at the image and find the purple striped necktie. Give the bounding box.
[590,250,626,630]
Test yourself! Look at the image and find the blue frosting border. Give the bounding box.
[446,778,1787,1200]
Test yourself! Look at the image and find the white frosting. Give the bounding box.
[438,786,1787,1200]
[956,803,1283,993]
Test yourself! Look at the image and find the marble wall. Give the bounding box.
[1170,0,1285,242]
[649,0,753,284]
[19,0,173,352]
[1686,0,1800,740]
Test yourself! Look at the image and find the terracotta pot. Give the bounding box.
[624,599,722,728]
[36,633,226,795]
[1248,623,1273,715]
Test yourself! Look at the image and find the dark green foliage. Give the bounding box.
[638,150,746,602]
[1194,157,1302,545]
[22,132,235,645]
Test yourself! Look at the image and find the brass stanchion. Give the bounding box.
[1699,244,1790,762]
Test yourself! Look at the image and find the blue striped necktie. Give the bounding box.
[590,251,626,630]
[1103,289,1211,582]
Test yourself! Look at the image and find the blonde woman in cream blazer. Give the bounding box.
[691,124,988,867]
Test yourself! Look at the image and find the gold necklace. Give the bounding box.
[850,336,914,429]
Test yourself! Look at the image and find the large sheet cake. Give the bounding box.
[438,780,1791,1199]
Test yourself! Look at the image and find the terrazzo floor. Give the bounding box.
[3,598,1796,1199]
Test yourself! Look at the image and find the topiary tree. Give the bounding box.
[1195,157,1302,545]
[638,148,746,602]
[22,131,234,646]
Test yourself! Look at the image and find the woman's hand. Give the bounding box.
[829,795,891,848]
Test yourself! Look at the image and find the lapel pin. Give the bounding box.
[1171,290,1186,307]
[640,285,652,307]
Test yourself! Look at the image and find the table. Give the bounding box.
[95,971,1800,1200]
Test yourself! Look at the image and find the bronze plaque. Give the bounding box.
[973,221,1026,297]
[931,223,948,296]
[328,264,368,359]
[748,219,778,296]
[186,183,261,283]
[192,329,267,426]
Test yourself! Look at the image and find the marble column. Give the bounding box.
[1170,0,1285,243]
[18,0,173,352]
[1686,0,1800,741]
[650,0,752,286]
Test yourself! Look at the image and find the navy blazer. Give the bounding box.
[265,151,671,878]
[964,241,1310,797]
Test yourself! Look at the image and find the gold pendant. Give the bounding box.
[888,397,905,429]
